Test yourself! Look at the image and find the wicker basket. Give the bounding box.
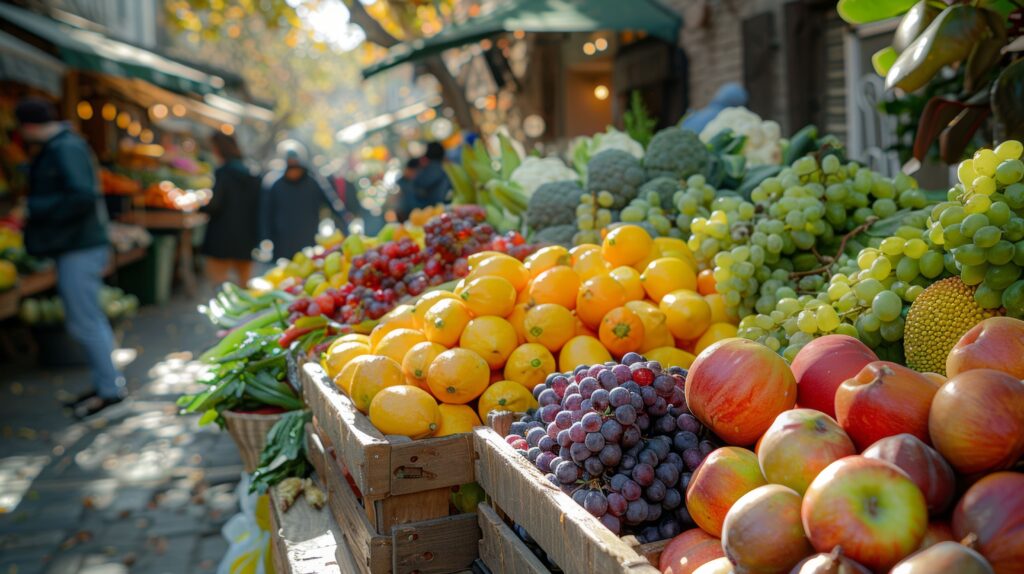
[223,410,284,472]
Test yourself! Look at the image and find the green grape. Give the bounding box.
[974,148,999,176]
[827,281,851,301]
[1005,184,1024,209]
[1001,280,1024,317]
[596,209,613,228]
[854,278,884,302]
[869,257,892,280]
[872,179,896,199]
[973,226,1002,248]
[815,305,840,332]
[1014,241,1024,266]
[836,292,858,312]
[944,252,959,275]
[972,175,997,196]
[905,284,924,301]
[965,194,992,214]
[995,140,1024,160]
[765,234,784,253]
[724,291,741,307]
[821,154,841,174]
[903,239,928,259]
[929,224,945,246]
[597,191,615,207]
[860,312,881,332]
[961,213,989,238]
[995,159,1024,186]
[650,214,671,235]
[938,205,966,227]
[872,290,903,322]
[957,159,977,185]
[879,317,905,342]
[896,257,919,282]
[578,217,595,231]
[793,156,818,176]
[734,261,755,279]
[621,206,645,222]
[880,237,905,255]
[954,244,987,266]
[579,194,594,205]
[961,263,988,286]
[575,204,592,218]
[782,345,801,362]
[985,264,1022,290]
[765,336,782,351]
[857,249,879,270]
[988,202,1011,227]
[872,198,897,218]
[974,283,1003,310]
[795,310,817,334]
[835,323,859,338]
[987,241,1015,266]
[754,314,774,331]
[777,286,798,300]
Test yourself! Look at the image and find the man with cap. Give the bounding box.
[16,98,125,417]
[261,140,341,260]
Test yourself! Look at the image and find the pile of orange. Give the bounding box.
[320,225,738,440]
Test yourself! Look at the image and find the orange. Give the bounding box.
[644,346,697,369]
[576,274,627,329]
[426,348,490,404]
[516,282,533,305]
[478,380,539,421]
[569,243,600,265]
[602,225,654,267]
[322,340,370,380]
[368,304,418,349]
[704,293,736,325]
[504,343,557,390]
[423,298,472,347]
[654,237,698,269]
[458,275,517,317]
[374,328,427,365]
[411,290,459,330]
[459,316,519,369]
[401,341,447,390]
[640,258,698,303]
[334,354,375,395]
[368,385,440,439]
[453,278,468,295]
[347,355,405,413]
[434,403,482,437]
[523,303,576,352]
[599,306,646,358]
[528,266,580,309]
[574,314,599,338]
[572,248,610,281]
[694,322,739,355]
[660,289,712,341]
[467,256,530,291]
[525,245,570,278]
[631,244,663,274]
[467,250,508,270]
[558,335,612,372]
[610,266,645,301]
[506,303,529,344]
[336,333,371,346]
[625,300,674,352]
[697,269,718,295]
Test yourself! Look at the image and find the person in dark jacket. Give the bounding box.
[261,140,340,260]
[200,131,260,285]
[17,98,124,417]
[411,142,450,209]
[394,157,420,222]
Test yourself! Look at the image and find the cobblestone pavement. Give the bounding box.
[0,293,243,574]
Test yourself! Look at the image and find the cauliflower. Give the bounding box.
[643,128,710,180]
[526,180,584,234]
[510,157,579,198]
[586,149,647,209]
[700,107,782,166]
[533,224,577,247]
[637,177,683,211]
[572,128,644,160]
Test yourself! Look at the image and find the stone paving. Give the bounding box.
[0,293,244,574]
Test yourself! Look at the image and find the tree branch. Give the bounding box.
[343,0,400,48]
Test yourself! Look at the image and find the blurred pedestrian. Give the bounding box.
[200,131,261,286]
[330,173,365,232]
[16,97,124,417]
[681,82,749,133]
[261,140,340,260]
[395,157,421,222]
[412,142,450,209]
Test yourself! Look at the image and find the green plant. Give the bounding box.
[623,91,657,148]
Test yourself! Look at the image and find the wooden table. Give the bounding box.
[117,210,208,297]
[268,478,359,574]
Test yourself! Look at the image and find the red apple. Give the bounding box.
[686,446,767,537]
[890,541,994,574]
[722,484,813,573]
[692,557,735,574]
[801,456,928,572]
[928,369,1024,474]
[917,521,954,551]
[952,472,1024,574]
[758,408,856,495]
[789,549,872,574]
[833,361,940,450]
[791,335,878,417]
[861,434,956,515]
[660,528,726,574]
[946,316,1024,379]
[687,339,797,445]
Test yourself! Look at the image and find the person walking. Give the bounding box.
[411,142,451,209]
[261,140,340,260]
[200,131,261,286]
[16,98,124,417]
[394,157,421,222]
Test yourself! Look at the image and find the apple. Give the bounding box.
[890,541,994,574]
[928,369,1024,474]
[791,335,878,418]
[946,317,1024,379]
[758,409,856,495]
[952,471,1024,574]
[917,521,954,551]
[861,434,955,515]
[687,338,797,445]
[801,456,928,572]
[692,557,735,574]
[660,528,726,574]
[686,446,767,537]
[789,550,872,574]
[722,484,813,573]
[833,361,940,450]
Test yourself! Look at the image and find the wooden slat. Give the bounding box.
[392,513,482,574]
[388,433,475,495]
[373,488,451,533]
[268,478,357,574]
[473,428,659,574]
[478,503,549,574]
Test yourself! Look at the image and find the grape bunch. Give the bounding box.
[423,206,536,283]
[573,191,616,245]
[504,353,718,542]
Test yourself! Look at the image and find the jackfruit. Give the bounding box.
[904,277,1001,374]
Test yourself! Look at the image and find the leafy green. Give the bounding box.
[837,0,918,24]
[623,91,657,148]
[250,410,312,495]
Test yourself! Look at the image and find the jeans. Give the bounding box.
[56,245,125,399]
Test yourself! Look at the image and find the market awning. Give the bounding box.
[0,3,224,95]
[335,96,443,144]
[362,0,681,78]
[204,93,276,124]
[0,29,64,95]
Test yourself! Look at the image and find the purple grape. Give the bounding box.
[644,479,667,503]
[676,506,694,527]
[538,388,559,407]
[599,513,621,534]
[597,370,618,390]
[640,386,658,407]
[538,435,556,452]
[665,452,684,472]
[562,393,583,411]
[536,451,557,473]
[649,436,672,459]
[555,460,579,484]
[568,422,586,442]
[608,387,631,408]
[614,404,637,426]
[584,490,609,517]
[622,352,644,366]
[579,399,594,412]
[622,381,641,394]
[625,499,648,524]
[638,526,660,544]
[564,382,579,397]
[560,484,575,495]
[598,443,622,466]
[609,473,628,492]
[517,449,529,459]
[550,456,564,470]
[581,412,602,432]
[550,375,569,398]
[621,479,642,501]
[676,413,701,433]
[654,415,677,435]
[557,429,572,448]
[681,472,692,491]
[555,410,573,429]
[570,442,591,463]
[683,448,703,471]
[649,397,669,417]
[620,454,637,471]
[509,421,528,436]
[540,404,560,423]
[663,487,682,510]
[590,388,610,411]
[653,374,675,396]
[621,425,642,448]
[526,427,546,446]
[630,392,644,411]
[579,377,599,398]
[532,385,545,400]
[607,492,627,516]
[612,364,632,383]
[636,413,650,431]
[645,501,663,523]
[572,489,587,506]
[637,448,658,467]
[659,518,682,540]
[587,364,606,378]
[647,361,662,374]
[585,432,606,453]
[583,456,604,476]
[573,365,589,378]
[526,420,544,430]
[699,440,716,457]
[600,419,623,442]
[655,463,680,488]
[559,446,571,460]
[527,447,541,462]
[571,409,585,423]
[669,387,686,408]
[632,462,655,486]
[547,422,560,439]
[673,431,699,452]
[545,473,558,486]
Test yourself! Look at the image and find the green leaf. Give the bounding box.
[198,408,219,427]
[886,6,992,92]
[872,47,899,76]
[963,10,1007,94]
[837,0,918,24]
[892,1,941,53]
[992,59,1024,140]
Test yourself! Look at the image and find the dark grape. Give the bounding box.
[562,393,583,411]
[555,460,579,484]
[579,377,599,398]
[652,375,675,396]
[644,479,666,503]
[659,518,681,540]
[612,364,632,383]
[680,472,692,491]
[675,506,694,527]
[665,452,684,472]
[654,415,677,434]
[557,429,571,448]
[550,375,569,397]
[570,442,591,463]
[545,473,558,486]
[683,449,703,471]
[649,397,669,417]
[526,427,545,446]
[591,388,610,410]
[655,463,680,488]
[564,382,580,397]
[598,370,618,390]
[581,412,602,432]
[546,422,560,439]
[648,436,671,460]
[625,499,648,524]
[568,422,586,443]
[676,414,701,434]
[663,487,682,510]
[609,473,629,492]
[609,387,631,407]
[673,431,699,452]
[699,440,716,457]
[584,456,605,476]
[539,404,560,423]
[572,489,587,506]
[599,514,621,534]
[640,386,658,407]
[630,392,644,411]
[538,435,556,452]
[636,413,650,431]
[585,432,606,452]
[647,361,662,374]
[632,463,655,486]
[558,446,571,461]
[538,388,558,407]
[615,404,637,425]
[645,501,662,523]
[621,425,642,448]
[587,365,606,378]
[527,447,541,462]
[607,492,627,516]
[573,365,589,378]
[622,352,644,366]
[509,422,528,436]
[583,490,609,517]
[620,454,637,471]
[638,449,659,467]
[550,456,564,470]
[621,479,642,501]
[669,387,686,407]
[598,443,621,467]
[622,381,641,394]
[554,410,573,429]
[536,452,556,473]
[580,398,594,412]
[600,419,623,442]
[532,385,545,400]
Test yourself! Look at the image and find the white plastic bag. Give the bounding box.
[217,474,274,574]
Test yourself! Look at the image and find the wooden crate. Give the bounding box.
[473,426,664,574]
[306,424,481,574]
[268,478,359,574]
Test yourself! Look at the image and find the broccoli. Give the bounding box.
[643,128,710,180]
[533,224,577,247]
[525,180,584,233]
[586,149,647,209]
[637,176,683,211]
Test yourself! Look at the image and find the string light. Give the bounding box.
[151,104,168,119]
[220,124,235,135]
[101,103,117,121]
[595,37,608,51]
[583,42,596,55]
[127,122,142,137]
[140,129,154,143]
[116,112,131,129]
[76,101,93,120]
[594,85,610,100]
[172,104,186,117]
